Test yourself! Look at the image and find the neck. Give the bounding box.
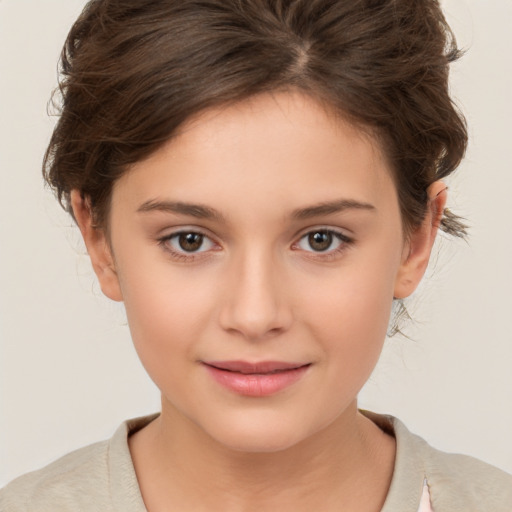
[129,401,396,512]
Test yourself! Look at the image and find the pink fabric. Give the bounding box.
[417,480,434,512]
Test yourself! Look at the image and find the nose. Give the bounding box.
[218,251,293,341]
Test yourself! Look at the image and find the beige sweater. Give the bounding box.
[1,411,511,511]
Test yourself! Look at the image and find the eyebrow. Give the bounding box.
[291,199,376,219]
[137,200,225,221]
[137,198,376,221]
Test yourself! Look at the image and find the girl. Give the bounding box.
[1,1,511,510]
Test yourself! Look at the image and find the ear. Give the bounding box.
[70,190,123,302]
[393,181,447,299]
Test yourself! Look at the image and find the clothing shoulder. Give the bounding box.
[391,414,512,511]
[0,440,112,512]
[423,442,512,512]
[0,415,152,512]
[364,411,512,512]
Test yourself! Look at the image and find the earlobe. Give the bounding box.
[70,190,123,302]
[393,181,447,299]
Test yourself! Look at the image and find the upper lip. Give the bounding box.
[203,360,309,374]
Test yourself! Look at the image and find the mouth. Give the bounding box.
[202,360,311,396]
[205,360,309,374]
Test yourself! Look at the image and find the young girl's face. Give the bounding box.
[78,91,434,452]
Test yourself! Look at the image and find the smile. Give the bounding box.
[202,360,311,397]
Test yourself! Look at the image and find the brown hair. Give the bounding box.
[44,0,467,237]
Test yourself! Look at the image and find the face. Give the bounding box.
[77,91,438,452]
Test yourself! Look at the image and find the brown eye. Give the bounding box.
[296,229,348,254]
[308,231,333,252]
[179,233,204,252]
[163,231,215,255]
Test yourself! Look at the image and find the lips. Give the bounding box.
[202,360,310,396]
[205,360,308,374]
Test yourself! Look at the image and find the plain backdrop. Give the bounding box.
[1,0,511,486]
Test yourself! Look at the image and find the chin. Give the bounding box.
[200,410,323,454]
[215,428,304,454]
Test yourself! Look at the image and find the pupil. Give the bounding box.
[309,231,332,251]
[179,233,203,252]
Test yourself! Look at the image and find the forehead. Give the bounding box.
[115,91,398,221]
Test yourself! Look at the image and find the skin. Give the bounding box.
[72,91,446,511]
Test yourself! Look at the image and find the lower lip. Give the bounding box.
[203,364,310,397]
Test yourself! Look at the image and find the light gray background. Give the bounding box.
[1,0,511,486]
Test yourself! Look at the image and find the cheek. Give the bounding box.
[311,289,391,412]
[116,259,219,382]
[301,251,399,371]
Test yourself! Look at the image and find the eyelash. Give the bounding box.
[292,229,353,261]
[157,228,353,262]
[157,230,218,262]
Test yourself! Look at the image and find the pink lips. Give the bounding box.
[203,360,310,397]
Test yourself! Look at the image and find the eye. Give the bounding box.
[296,229,349,253]
[162,231,216,254]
